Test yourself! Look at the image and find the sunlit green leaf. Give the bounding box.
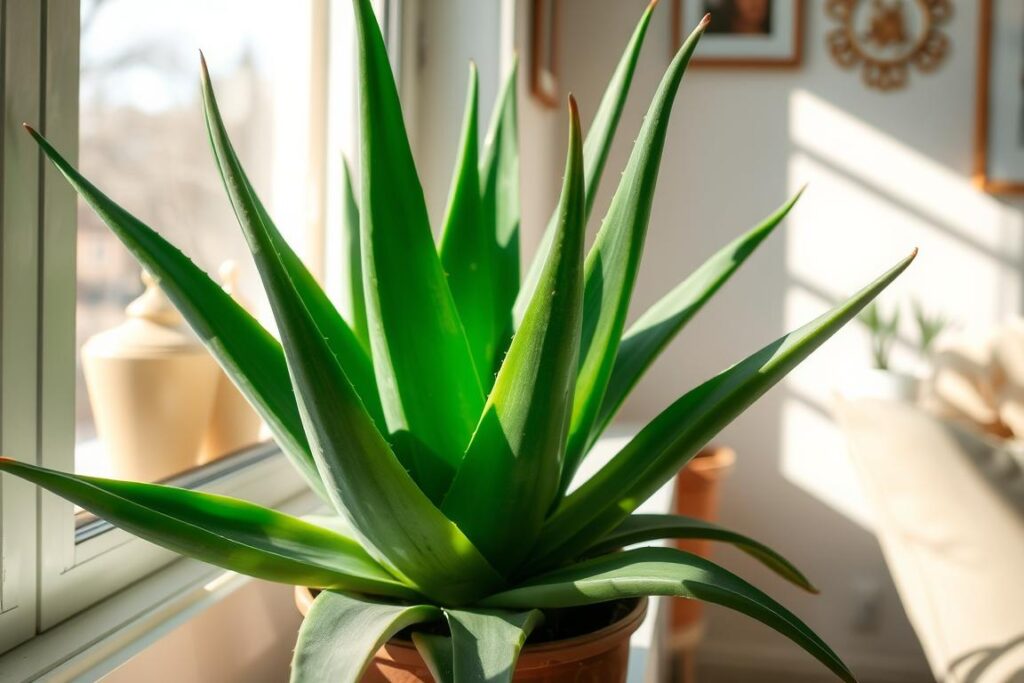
[291,591,441,683]
[340,157,369,350]
[445,608,544,683]
[479,57,521,374]
[586,514,817,592]
[442,98,586,572]
[480,547,855,683]
[0,459,413,598]
[440,64,498,380]
[202,58,503,605]
[559,19,708,492]
[536,251,917,565]
[514,1,660,330]
[24,126,324,499]
[589,189,803,448]
[352,0,485,501]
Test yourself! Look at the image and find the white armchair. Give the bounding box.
[836,399,1024,683]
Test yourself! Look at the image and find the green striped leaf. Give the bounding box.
[586,514,817,593]
[560,18,709,492]
[479,57,521,375]
[514,0,660,330]
[588,190,803,449]
[24,126,324,499]
[352,0,484,501]
[0,459,413,598]
[291,591,441,683]
[480,547,855,683]
[202,58,503,605]
[442,97,586,572]
[444,608,544,683]
[536,251,917,565]
[440,64,497,380]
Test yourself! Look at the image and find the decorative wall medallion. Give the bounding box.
[826,0,952,90]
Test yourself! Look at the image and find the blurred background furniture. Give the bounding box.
[836,398,1024,683]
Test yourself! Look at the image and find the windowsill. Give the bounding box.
[0,487,320,683]
[0,426,674,682]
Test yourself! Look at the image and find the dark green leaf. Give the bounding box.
[481,547,855,683]
[560,18,709,492]
[445,608,544,683]
[440,64,498,380]
[202,56,504,605]
[23,125,324,499]
[514,1,660,330]
[586,514,817,593]
[589,189,803,448]
[0,459,413,598]
[536,251,917,565]
[412,633,455,683]
[291,591,441,683]
[352,0,484,501]
[442,98,586,572]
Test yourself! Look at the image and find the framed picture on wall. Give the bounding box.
[672,0,803,67]
[530,0,562,108]
[974,0,1024,193]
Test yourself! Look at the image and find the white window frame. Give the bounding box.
[0,0,390,666]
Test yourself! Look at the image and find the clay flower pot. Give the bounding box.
[671,444,735,635]
[294,586,647,682]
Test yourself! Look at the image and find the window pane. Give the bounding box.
[75,0,317,495]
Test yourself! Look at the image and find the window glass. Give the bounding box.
[75,0,317,493]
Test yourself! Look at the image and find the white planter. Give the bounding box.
[839,369,921,402]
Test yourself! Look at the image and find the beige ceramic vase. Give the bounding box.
[198,261,263,463]
[82,270,220,482]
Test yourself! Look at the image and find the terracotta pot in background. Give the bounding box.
[294,586,647,682]
[671,445,735,635]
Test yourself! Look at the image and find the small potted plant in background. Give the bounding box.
[849,299,949,402]
[1,2,916,681]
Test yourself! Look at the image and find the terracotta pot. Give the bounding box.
[671,445,735,634]
[294,586,647,682]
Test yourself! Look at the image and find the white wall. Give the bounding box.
[541,1,1024,680]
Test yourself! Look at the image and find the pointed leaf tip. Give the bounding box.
[700,12,712,28]
[568,94,579,117]
[648,0,661,9]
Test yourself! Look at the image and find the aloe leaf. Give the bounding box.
[199,56,385,434]
[442,98,586,572]
[480,547,855,683]
[514,1,660,330]
[351,0,485,501]
[537,251,917,564]
[291,591,441,683]
[412,634,455,683]
[559,19,709,491]
[587,514,817,593]
[23,126,324,499]
[440,64,497,380]
[479,57,521,373]
[444,608,544,683]
[340,157,369,350]
[0,459,415,598]
[202,57,504,605]
[589,189,803,448]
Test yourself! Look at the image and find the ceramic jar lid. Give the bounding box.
[82,270,207,359]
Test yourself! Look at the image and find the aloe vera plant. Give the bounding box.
[2,3,917,681]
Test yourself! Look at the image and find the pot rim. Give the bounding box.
[293,585,648,655]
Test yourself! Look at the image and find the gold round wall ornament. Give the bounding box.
[826,0,952,91]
